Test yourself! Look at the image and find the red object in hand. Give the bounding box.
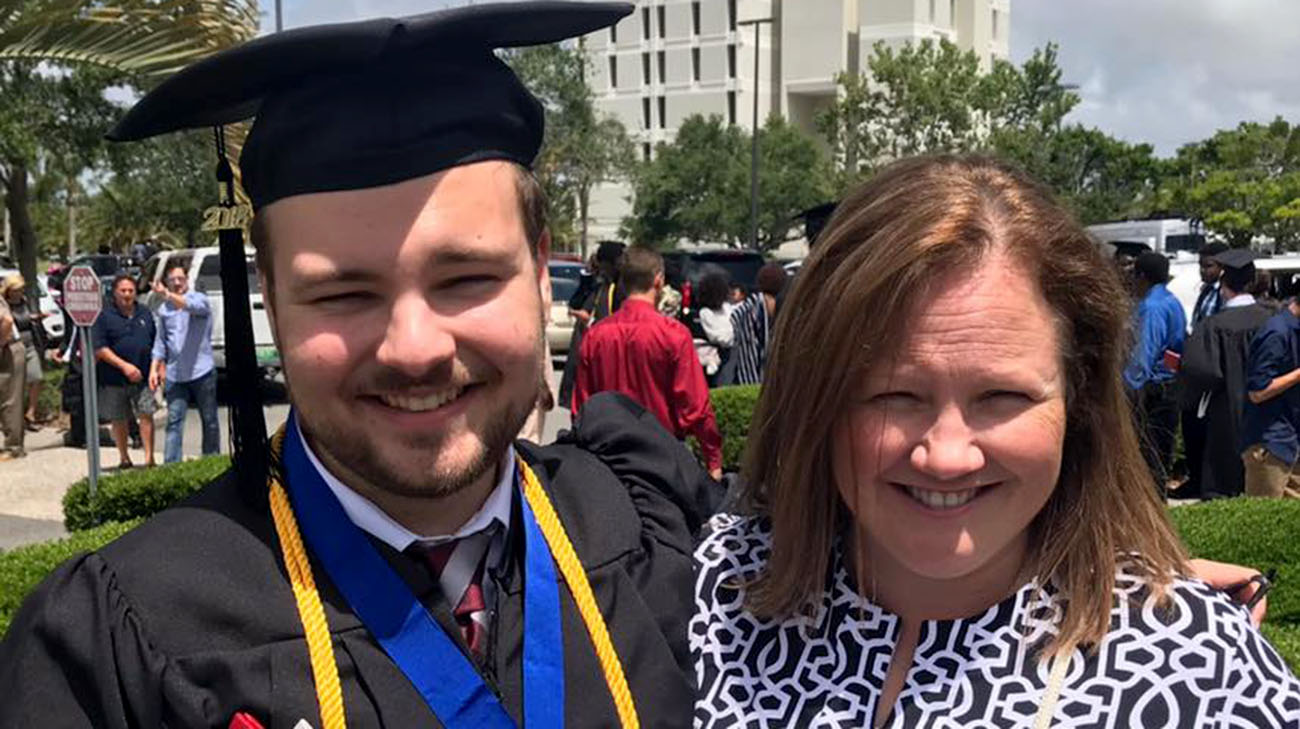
[1163,349,1182,373]
[229,712,266,729]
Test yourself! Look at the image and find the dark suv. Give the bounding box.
[662,249,766,305]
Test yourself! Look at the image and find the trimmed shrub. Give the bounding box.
[62,455,231,531]
[0,519,142,635]
[710,384,760,472]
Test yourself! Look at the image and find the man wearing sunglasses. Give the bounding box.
[149,263,219,463]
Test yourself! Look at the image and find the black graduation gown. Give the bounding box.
[0,393,718,729]
[1181,303,1274,498]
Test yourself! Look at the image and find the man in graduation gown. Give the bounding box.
[0,4,718,728]
[1178,241,1228,497]
[1181,248,1274,499]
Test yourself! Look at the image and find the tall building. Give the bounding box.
[580,0,1011,246]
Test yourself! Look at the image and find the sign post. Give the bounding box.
[63,266,103,498]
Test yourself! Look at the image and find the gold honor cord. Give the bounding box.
[266,428,640,729]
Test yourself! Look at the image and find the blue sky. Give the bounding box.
[264,0,1300,157]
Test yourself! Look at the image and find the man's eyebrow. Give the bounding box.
[428,244,518,266]
[290,267,383,289]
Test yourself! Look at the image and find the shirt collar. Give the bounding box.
[295,415,515,552]
[1224,293,1256,309]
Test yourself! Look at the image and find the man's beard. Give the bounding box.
[301,388,534,500]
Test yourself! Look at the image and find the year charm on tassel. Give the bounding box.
[201,203,253,231]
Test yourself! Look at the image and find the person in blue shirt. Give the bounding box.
[1242,292,1300,498]
[92,274,158,468]
[1123,251,1187,495]
[148,264,218,463]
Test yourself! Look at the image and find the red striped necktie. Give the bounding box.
[411,528,496,662]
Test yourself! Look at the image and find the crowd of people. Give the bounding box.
[0,4,1297,728]
[1124,245,1300,500]
[0,262,219,466]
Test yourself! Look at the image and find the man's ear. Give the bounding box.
[536,230,552,310]
[258,271,280,351]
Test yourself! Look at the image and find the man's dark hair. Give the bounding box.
[165,264,188,279]
[1221,264,1256,294]
[618,246,663,293]
[595,240,626,265]
[756,263,788,297]
[696,270,731,310]
[1198,242,1229,259]
[1134,252,1170,286]
[111,273,137,291]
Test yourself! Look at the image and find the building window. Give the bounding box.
[657,50,666,83]
[658,96,667,128]
[727,44,736,79]
[950,0,956,26]
[642,52,651,84]
[728,0,737,31]
[643,142,652,161]
[658,5,666,38]
[692,1,701,35]
[610,22,617,44]
[642,97,651,128]
[692,47,701,81]
[929,0,936,23]
[642,6,650,40]
[992,9,999,39]
[609,56,618,88]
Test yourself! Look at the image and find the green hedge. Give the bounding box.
[710,384,760,472]
[62,455,231,531]
[0,519,142,635]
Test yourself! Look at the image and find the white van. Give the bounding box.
[1087,218,1206,256]
[139,247,279,373]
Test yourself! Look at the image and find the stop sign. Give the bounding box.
[63,265,103,327]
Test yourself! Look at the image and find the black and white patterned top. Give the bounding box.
[693,513,1300,728]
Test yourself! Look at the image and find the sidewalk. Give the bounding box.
[0,364,568,552]
[0,404,290,551]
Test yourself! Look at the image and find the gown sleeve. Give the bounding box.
[564,391,722,535]
[0,553,167,729]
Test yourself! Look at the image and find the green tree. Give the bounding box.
[0,0,259,292]
[504,42,635,258]
[989,124,1161,224]
[816,40,1082,192]
[1160,118,1300,248]
[623,114,831,252]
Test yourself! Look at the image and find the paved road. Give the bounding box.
[0,363,569,552]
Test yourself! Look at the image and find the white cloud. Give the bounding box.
[1012,0,1300,156]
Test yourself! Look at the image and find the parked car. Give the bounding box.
[47,254,125,293]
[662,248,766,307]
[138,247,279,374]
[547,260,585,355]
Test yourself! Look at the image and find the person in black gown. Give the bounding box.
[1180,248,1274,499]
[0,5,720,728]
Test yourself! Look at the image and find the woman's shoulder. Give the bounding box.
[696,512,771,566]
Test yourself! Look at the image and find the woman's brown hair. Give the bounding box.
[743,154,1188,655]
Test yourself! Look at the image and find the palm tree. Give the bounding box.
[0,0,259,295]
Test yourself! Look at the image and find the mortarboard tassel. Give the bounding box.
[212,125,269,494]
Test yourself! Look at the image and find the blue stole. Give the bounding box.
[281,415,565,728]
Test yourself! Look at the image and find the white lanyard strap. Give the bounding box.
[1033,651,1071,729]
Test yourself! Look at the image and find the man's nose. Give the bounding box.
[909,403,986,480]
[375,293,455,377]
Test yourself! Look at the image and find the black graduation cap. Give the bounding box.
[1211,248,1259,271]
[109,1,634,210]
[796,201,838,247]
[106,1,632,491]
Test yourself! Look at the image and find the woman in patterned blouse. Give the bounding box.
[693,155,1300,728]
